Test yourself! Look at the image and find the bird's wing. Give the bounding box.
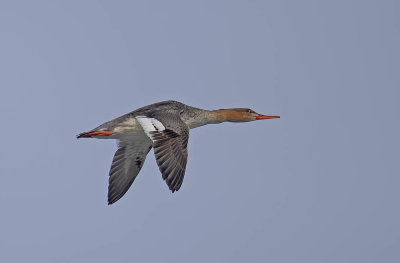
[108,137,152,204]
[136,114,189,192]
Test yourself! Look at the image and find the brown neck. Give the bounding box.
[209,109,251,123]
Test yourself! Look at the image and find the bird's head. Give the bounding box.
[213,108,280,123]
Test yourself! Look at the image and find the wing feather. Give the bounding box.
[108,138,152,204]
[136,115,189,192]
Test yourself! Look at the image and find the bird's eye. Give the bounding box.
[247,109,254,113]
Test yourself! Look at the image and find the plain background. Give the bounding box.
[1,1,399,262]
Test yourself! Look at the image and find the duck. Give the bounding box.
[77,100,279,204]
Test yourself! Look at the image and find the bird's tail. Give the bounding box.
[76,131,113,138]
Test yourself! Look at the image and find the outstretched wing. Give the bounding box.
[108,138,152,204]
[136,114,189,192]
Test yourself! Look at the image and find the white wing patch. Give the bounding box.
[136,116,166,140]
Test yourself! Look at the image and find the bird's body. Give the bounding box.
[78,100,279,204]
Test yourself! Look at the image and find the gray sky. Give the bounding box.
[1,0,399,262]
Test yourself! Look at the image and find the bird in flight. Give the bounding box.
[77,100,279,204]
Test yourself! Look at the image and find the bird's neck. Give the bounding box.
[208,109,247,123]
[184,108,248,129]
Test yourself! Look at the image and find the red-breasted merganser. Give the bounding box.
[77,100,279,204]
